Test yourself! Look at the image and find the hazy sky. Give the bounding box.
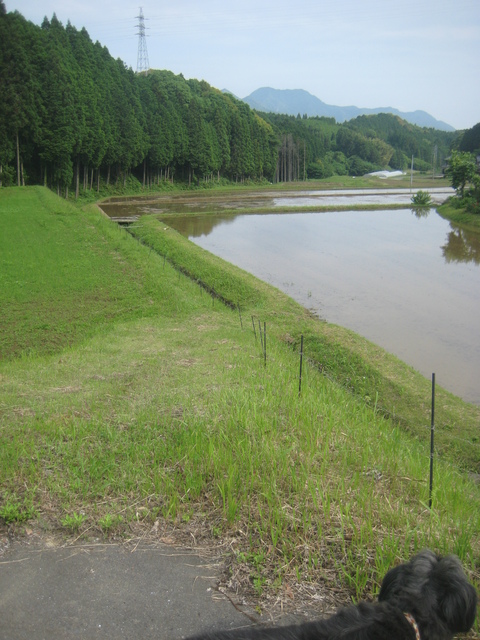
[5,0,480,130]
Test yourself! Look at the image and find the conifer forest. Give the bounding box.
[0,8,465,194]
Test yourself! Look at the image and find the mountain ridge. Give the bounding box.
[233,87,455,132]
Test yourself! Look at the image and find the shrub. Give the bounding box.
[413,158,431,172]
[411,190,432,206]
[348,156,379,177]
[307,160,333,179]
[464,196,480,215]
[0,165,16,187]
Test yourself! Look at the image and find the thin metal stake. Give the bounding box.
[429,373,435,509]
[299,334,304,396]
[258,320,263,352]
[264,322,267,367]
[252,316,257,342]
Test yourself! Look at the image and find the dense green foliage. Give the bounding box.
[445,151,478,198]
[345,113,455,172]
[444,150,480,214]
[459,122,480,154]
[260,111,458,179]
[0,9,471,192]
[0,11,278,191]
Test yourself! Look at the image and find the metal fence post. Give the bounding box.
[429,373,435,509]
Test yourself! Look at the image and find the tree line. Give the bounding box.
[0,10,282,194]
[0,7,473,194]
[260,111,460,180]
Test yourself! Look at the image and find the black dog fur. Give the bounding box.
[187,550,477,640]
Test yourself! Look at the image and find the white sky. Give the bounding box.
[5,0,480,130]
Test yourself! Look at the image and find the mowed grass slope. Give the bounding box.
[1,187,479,619]
[0,187,204,359]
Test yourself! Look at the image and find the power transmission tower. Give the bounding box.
[136,7,149,74]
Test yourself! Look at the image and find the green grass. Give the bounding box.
[438,199,480,231]
[1,186,479,624]
[0,187,208,360]
[129,213,480,473]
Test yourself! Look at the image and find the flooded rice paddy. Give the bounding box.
[101,187,480,404]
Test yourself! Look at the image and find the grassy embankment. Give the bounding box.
[438,200,480,232]
[1,185,479,621]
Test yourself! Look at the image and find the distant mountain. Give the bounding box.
[238,88,455,132]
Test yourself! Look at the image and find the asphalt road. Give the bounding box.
[0,536,261,640]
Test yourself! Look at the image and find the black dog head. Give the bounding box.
[379,550,478,636]
[187,550,476,640]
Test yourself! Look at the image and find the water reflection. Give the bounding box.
[101,191,480,403]
[442,225,480,264]
[166,209,480,404]
[169,214,237,238]
[167,210,480,267]
[411,207,431,219]
[412,207,480,264]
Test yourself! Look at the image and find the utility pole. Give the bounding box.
[136,7,149,74]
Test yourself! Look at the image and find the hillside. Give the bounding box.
[242,87,456,131]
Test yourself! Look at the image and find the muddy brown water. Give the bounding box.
[101,189,480,404]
